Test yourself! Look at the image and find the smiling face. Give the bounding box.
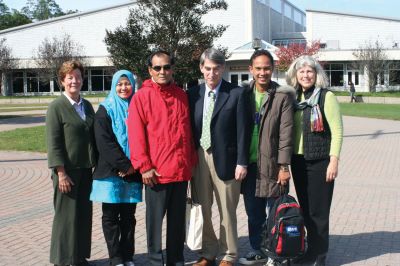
[296,65,316,91]
[249,54,273,91]
[200,58,225,89]
[148,53,174,85]
[116,76,133,99]
[61,68,83,99]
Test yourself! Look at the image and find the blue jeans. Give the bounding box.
[241,163,276,250]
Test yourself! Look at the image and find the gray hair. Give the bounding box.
[200,48,225,66]
[286,55,329,88]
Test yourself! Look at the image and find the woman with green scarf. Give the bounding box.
[285,56,343,266]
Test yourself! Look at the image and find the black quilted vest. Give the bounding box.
[300,87,331,160]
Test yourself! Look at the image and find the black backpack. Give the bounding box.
[261,193,306,259]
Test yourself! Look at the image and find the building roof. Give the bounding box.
[228,40,278,61]
[234,40,277,51]
[0,1,134,34]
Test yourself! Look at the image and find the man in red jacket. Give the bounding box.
[128,50,197,266]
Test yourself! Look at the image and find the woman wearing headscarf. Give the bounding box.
[46,60,97,266]
[286,56,343,266]
[90,70,142,266]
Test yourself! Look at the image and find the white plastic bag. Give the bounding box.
[185,198,203,250]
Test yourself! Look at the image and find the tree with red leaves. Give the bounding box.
[275,40,321,72]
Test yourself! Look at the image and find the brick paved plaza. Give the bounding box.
[0,116,400,265]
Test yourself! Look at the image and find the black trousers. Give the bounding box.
[291,155,334,258]
[102,203,137,266]
[145,181,188,266]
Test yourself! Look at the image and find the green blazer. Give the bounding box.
[46,94,97,170]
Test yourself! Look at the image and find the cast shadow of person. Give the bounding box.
[327,231,400,265]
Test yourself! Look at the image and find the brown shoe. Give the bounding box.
[219,260,233,266]
[193,257,216,266]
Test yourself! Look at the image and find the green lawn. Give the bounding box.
[0,126,46,153]
[0,103,49,108]
[340,103,400,120]
[333,91,400,97]
[0,103,399,153]
[0,107,48,112]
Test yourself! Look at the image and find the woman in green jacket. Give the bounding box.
[46,60,97,266]
[286,56,343,266]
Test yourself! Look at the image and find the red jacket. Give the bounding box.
[128,79,197,184]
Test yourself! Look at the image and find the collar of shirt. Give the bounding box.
[63,92,86,120]
[63,92,83,106]
[205,80,222,98]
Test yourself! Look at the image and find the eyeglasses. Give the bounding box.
[151,64,172,72]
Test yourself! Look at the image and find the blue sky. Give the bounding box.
[289,0,400,19]
[3,0,400,20]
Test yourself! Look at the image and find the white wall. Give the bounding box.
[202,0,251,51]
[307,11,400,49]
[0,4,133,64]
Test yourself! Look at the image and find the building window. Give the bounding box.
[284,3,292,18]
[325,64,344,87]
[389,70,400,85]
[355,72,359,85]
[12,72,24,93]
[231,74,238,86]
[38,73,51,92]
[270,0,281,13]
[90,69,112,91]
[294,10,302,24]
[80,70,89,91]
[272,39,306,48]
[24,72,51,93]
[26,72,38,93]
[388,63,400,86]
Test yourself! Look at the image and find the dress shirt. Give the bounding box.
[202,80,222,120]
[63,92,86,121]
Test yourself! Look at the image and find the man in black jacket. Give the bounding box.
[188,48,251,266]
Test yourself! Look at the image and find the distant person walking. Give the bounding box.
[349,81,356,103]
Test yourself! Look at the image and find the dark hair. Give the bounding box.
[200,48,225,66]
[147,50,175,67]
[249,49,274,67]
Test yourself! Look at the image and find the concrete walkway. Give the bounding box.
[0,116,400,265]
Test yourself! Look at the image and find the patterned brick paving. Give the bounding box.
[0,116,400,265]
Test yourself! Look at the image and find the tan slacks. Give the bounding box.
[191,147,241,262]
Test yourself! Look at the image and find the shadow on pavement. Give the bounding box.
[329,231,400,265]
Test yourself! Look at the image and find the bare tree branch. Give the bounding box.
[353,40,389,92]
[34,34,88,91]
[0,38,18,95]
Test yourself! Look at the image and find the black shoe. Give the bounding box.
[292,254,315,265]
[72,259,96,266]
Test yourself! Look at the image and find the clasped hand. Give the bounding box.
[142,168,160,187]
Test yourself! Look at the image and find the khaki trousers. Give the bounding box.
[191,147,241,262]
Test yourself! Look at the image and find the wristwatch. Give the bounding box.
[280,164,289,172]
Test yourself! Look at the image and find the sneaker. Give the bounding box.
[124,262,135,266]
[264,258,277,266]
[238,251,268,265]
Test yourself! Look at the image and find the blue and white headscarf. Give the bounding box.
[100,70,136,158]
